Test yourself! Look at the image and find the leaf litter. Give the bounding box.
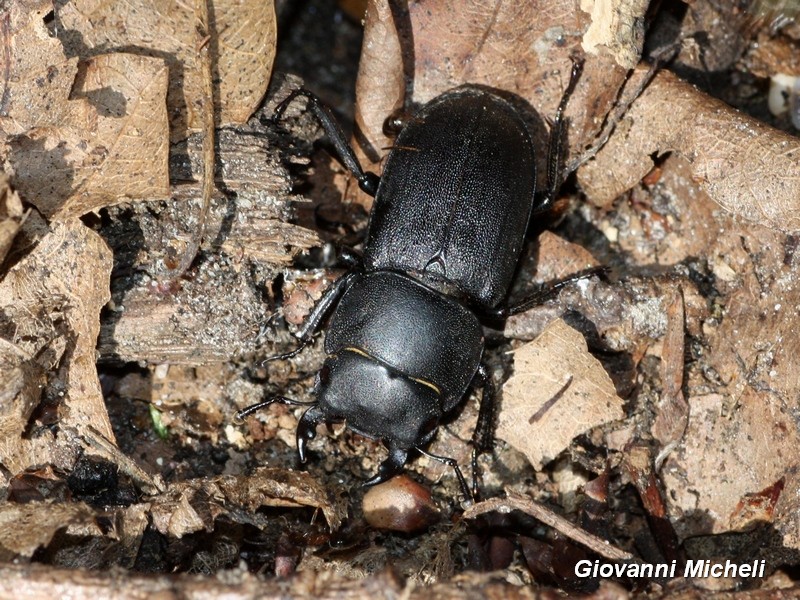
[2,0,800,597]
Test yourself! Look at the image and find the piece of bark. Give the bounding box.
[0,563,567,600]
[96,122,320,364]
[652,288,688,466]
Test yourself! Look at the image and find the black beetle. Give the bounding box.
[240,60,598,498]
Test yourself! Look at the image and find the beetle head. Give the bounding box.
[314,349,443,452]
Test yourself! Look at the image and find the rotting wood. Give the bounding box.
[96,103,321,364]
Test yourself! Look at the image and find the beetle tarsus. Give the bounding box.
[359,172,380,196]
[336,246,364,269]
[262,339,312,364]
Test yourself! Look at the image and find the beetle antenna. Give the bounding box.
[235,396,316,421]
[261,338,312,365]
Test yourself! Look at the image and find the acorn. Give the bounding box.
[362,475,441,532]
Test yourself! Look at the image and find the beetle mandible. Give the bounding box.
[240,59,597,499]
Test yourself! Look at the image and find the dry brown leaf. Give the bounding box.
[5,52,170,218]
[0,175,25,265]
[497,318,624,470]
[530,231,601,281]
[662,389,800,540]
[0,502,99,561]
[577,69,800,232]
[668,193,800,542]
[57,0,276,137]
[353,0,405,165]
[775,471,800,550]
[0,219,114,475]
[0,0,80,136]
[213,1,277,124]
[150,468,347,537]
[601,152,800,543]
[353,0,644,182]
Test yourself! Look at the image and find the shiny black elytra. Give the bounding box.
[239,60,595,500]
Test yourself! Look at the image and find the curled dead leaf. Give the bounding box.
[150,468,347,537]
[0,502,98,561]
[5,53,170,218]
[0,175,24,266]
[0,220,114,476]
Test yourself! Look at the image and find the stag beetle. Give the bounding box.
[239,59,599,499]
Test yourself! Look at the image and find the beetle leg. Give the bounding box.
[533,56,584,214]
[471,363,496,500]
[296,405,326,463]
[483,266,607,320]
[336,246,363,269]
[272,89,381,197]
[265,271,361,364]
[363,446,408,488]
[417,447,472,503]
